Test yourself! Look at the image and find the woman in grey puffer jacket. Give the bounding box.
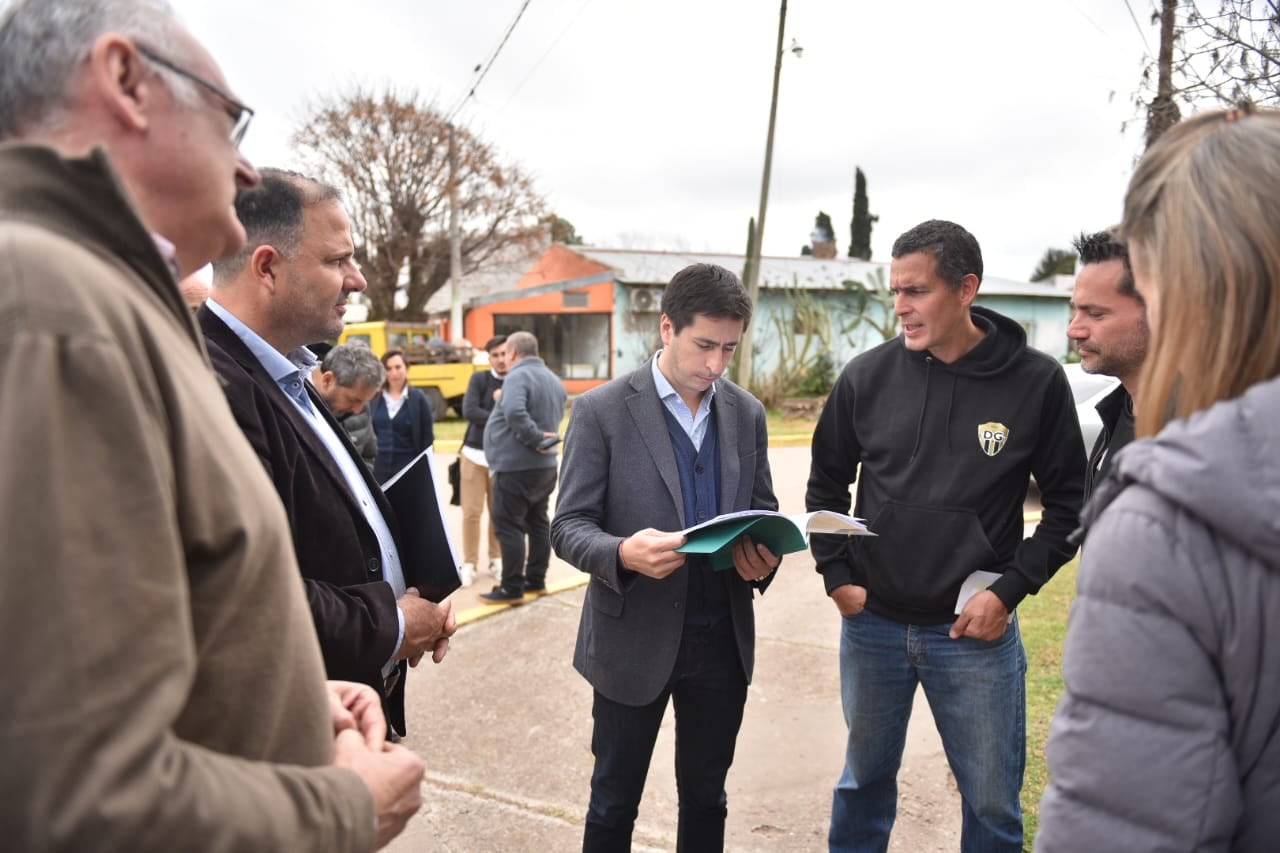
[1037,105,1280,852]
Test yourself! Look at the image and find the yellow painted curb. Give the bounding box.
[456,573,589,627]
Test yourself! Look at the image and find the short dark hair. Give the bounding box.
[483,335,508,353]
[891,219,983,290]
[660,263,753,334]
[211,168,341,282]
[1073,227,1141,304]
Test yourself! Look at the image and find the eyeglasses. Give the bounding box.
[136,45,254,147]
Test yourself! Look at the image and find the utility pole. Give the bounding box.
[448,125,464,342]
[737,0,790,387]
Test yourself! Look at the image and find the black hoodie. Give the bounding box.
[806,306,1085,625]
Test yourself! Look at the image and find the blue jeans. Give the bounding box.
[829,609,1026,853]
[583,619,747,853]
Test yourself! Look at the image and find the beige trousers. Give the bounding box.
[460,454,499,564]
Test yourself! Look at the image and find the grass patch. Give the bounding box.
[433,416,467,443]
[432,412,573,447]
[1019,557,1077,850]
[766,408,818,439]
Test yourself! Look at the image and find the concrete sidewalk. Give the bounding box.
[388,444,962,851]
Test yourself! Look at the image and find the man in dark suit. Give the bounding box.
[552,263,780,852]
[203,169,455,736]
[1066,227,1149,498]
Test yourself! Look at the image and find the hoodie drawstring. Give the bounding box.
[944,374,957,454]
[909,357,932,462]
[909,358,959,459]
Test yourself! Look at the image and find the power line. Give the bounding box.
[1122,0,1154,57]
[500,0,595,112]
[447,0,535,123]
[1066,0,1114,41]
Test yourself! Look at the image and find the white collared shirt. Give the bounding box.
[651,352,716,451]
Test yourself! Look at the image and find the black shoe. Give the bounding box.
[480,585,525,603]
[523,582,547,596]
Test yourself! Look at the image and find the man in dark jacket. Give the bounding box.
[457,335,509,586]
[806,219,1085,852]
[1066,227,1149,498]
[479,331,568,602]
[204,169,455,736]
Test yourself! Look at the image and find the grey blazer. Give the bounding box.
[551,360,778,706]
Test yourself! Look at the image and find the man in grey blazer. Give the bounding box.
[552,263,781,852]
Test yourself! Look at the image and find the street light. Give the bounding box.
[738,0,799,388]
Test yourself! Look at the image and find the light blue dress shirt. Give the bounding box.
[651,351,716,451]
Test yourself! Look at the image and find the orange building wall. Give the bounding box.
[462,244,617,394]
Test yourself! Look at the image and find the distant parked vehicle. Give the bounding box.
[337,321,478,420]
[1062,363,1121,462]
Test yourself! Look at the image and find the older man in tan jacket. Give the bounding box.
[0,1,423,849]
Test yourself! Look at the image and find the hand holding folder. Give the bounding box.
[676,509,873,571]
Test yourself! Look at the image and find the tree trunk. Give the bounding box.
[1146,0,1183,149]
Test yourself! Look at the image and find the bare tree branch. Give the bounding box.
[293,87,547,320]
[1137,0,1280,147]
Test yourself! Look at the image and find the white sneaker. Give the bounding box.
[487,558,502,578]
[459,562,476,587]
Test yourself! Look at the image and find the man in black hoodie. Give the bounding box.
[806,219,1084,852]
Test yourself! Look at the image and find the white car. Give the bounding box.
[1062,363,1121,461]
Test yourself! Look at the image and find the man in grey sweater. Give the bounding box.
[480,331,569,602]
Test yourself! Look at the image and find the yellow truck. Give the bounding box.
[337,321,478,420]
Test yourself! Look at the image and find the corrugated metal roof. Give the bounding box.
[573,247,1062,298]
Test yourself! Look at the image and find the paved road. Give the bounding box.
[388,444,962,851]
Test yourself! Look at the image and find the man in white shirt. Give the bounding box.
[458,334,509,585]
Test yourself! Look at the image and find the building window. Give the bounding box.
[495,312,610,379]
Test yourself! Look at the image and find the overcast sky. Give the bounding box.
[173,0,1157,282]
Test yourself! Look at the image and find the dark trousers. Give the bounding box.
[491,467,558,589]
[583,618,748,853]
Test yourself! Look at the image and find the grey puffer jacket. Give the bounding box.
[1037,375,1280,852]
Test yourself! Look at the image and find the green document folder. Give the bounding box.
[676,510,871,571]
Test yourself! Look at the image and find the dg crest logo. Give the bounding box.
[978,422,1010,457]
